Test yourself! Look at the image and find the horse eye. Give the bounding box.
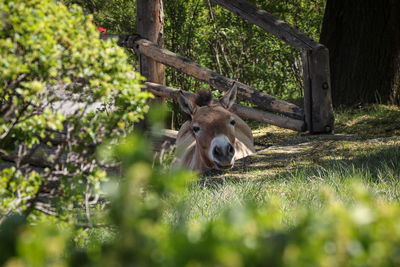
[230,119,236,126]
[193,126,200,133]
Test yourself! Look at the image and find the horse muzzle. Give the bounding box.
[209,135,236,170]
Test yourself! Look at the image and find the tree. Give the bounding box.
[320,0,400,106]
[137,0,165,87]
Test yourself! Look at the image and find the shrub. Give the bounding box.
[0,0,151,225]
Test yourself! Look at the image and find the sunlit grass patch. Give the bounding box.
[183,104,400,224]
[169,156,400,226]
[334,105,400,138]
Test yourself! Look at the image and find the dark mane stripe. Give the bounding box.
[195,90,212,107]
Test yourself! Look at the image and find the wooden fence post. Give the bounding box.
[210,0,334,133]
[106,0,335,133]
[302,45,334,133]
[137,0,166,92]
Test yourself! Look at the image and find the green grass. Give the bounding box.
[166,158,400,225]
[5,105,399,266]
[334,105,400,138]
[162,105,400,225]
[67,104,400,257]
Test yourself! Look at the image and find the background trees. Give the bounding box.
[64,0,400,109]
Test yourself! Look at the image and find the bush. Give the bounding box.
[0,0,151,225]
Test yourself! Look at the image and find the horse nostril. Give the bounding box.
[228,143,235,155]
[213,146,222,157]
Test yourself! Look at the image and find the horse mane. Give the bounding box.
[194,90,212,107]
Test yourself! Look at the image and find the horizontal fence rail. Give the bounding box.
[100,0,334,133]
[144,82,306,132]
[101,33,304,121]
[210,0,319,50]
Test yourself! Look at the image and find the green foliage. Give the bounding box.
[0,0,151,225]
[3,1,400,266]
[63,0,137,34]
[164,0,325,100]
[2,131,400,266]
[65,0,326,126]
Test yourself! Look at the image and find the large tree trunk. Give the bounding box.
[320,0,400,106]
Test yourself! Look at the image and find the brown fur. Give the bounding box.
[175,88,255,172]
[194,90,212,107]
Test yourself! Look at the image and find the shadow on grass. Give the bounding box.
[334,105,400,138]
[312,145,400,183]
[200,105,400,185]
[202,135,400,186]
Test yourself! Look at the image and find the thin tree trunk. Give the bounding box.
[137,0,166,89]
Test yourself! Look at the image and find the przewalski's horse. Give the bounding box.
[175,85,255,172]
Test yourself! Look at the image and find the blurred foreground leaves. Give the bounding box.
[2,131,400,266]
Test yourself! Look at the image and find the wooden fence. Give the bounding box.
[104,0,334,133]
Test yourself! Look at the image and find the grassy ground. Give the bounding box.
[164,105,400,224]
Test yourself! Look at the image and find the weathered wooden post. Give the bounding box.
[136,0,166,96]
[210,0,335,133]
[302,46,334,133]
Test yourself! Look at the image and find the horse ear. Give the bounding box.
[220,83,237,109]
[178,90,197,116]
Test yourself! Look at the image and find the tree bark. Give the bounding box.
[137,0,166,89]
[320,0,400,106]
